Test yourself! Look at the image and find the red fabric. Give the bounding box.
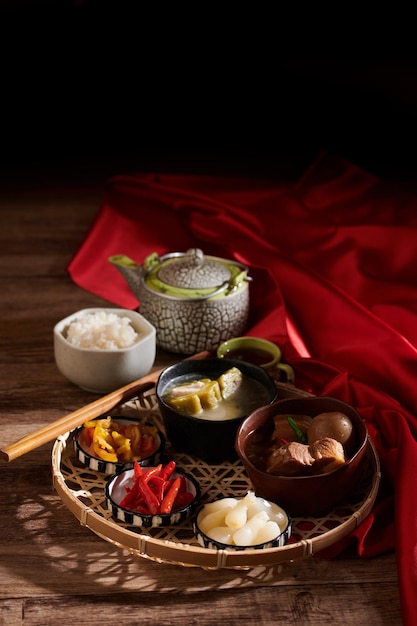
[67,151,417,624]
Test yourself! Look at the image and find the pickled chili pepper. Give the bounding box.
[117,460,194,516]
[131,501,151,515]
[177,475,187,492]
[119,475,143,509]
[133,461,143,479]
[147,476,166,502]
[160,477,182,514]
[172,491,194,508]
[137,476,160,514]
[82,427,95,448]
[141,464,162,483]
[158,459,176,481]
[140,434,156,456]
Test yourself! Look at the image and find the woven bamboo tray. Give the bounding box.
[52,383,381,570]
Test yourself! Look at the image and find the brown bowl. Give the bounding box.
[235,396,369,516]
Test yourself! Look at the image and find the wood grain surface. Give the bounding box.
[0,174,402,625]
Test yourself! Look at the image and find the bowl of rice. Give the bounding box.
[54,308,156,393]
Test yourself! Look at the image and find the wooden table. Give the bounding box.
[0,168,402,625]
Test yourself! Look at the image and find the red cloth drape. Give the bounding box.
[68,151,417,624]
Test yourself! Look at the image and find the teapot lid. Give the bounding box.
[158,248,231,289]
[142,248,249,300]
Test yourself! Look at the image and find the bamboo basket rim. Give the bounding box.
[51,383,381,570]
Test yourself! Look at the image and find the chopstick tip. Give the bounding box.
[0,449,11,462]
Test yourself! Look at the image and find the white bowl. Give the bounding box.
[54,307,156,393]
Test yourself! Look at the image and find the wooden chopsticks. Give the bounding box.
[0,350,211,463]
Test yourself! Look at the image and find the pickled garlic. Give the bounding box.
[197,492,288,547]
[232,510,269,546]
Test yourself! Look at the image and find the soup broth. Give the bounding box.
[245,421,275,472]
[165,375,271,422]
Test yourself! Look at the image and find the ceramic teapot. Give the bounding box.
[109,248,251,355]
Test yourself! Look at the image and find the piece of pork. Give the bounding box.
[271,414,313,443]
[266,441,314,476]
[309,437,346,473]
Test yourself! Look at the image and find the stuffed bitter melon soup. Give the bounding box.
[163,367,271,421]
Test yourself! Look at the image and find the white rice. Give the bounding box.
[66,311,139,350]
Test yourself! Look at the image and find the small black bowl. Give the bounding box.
[74,415,165,475]
[193,493,292,551]
[105,465,200,528]
[156,358,278,463]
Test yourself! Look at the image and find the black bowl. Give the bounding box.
[105,465,200,528]
[156,358,278,463]
[193,494,292,551]
[74,415,165,475]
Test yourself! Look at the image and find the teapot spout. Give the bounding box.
[108,254,143,300]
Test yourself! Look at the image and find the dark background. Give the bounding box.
[1,3,417,186]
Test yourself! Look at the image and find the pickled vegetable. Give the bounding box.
[119,461,194,515]
[80,417,158,463]
[197,492,288,547]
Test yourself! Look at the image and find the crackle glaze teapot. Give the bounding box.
[109,248,251,355]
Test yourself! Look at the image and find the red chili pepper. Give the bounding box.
[118,461,193,516]
[142,464,162,483]
[173,491,194,509]
[278,436,292,445]
[140,434,156,456]
[147,476,166,502]
[82,427,95,448]
[133,461,143,479]
[137,476,160,514]
[176,475,188,493]
[131,502,149,515]
[119,477,142,509]
[160,476,182,514]
[158,460,176,481]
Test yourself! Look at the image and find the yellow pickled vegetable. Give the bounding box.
[123,424,142,457]
[84,417,112,430]
[81,417,158,463]
[92,429,118,463]
[111,430,133,462]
